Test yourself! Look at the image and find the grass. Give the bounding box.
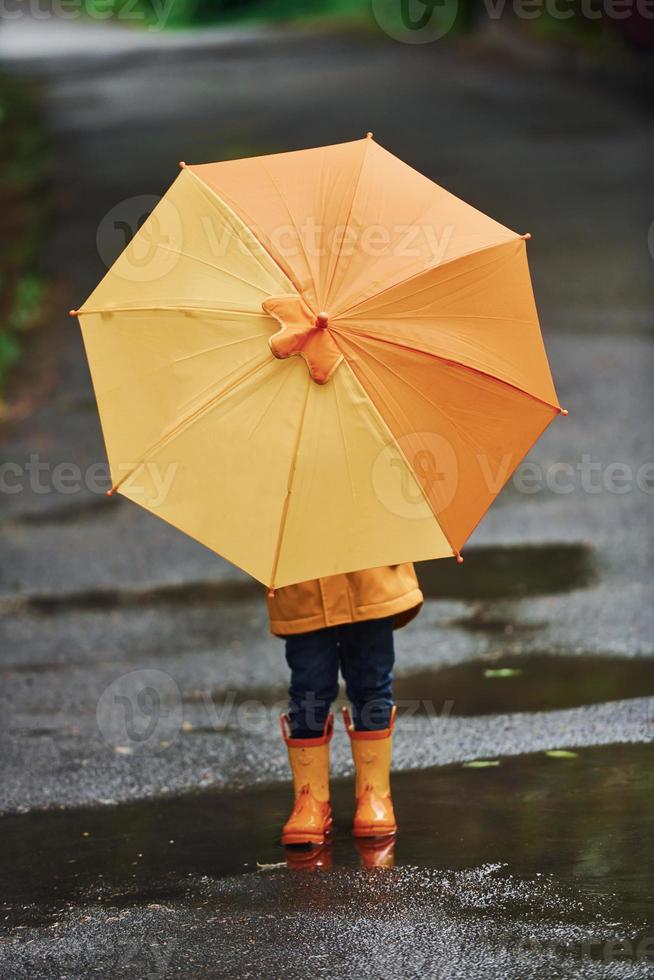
[0,76,49,398]
[82,0,372,32]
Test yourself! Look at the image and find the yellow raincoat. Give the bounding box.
[266,563,423,637]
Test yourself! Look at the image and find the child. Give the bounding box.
[267,564,423,845]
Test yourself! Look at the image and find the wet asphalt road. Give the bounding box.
[0,17,653,978]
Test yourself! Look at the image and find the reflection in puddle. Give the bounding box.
[1,743,651,929]
[417,542,595,600]
[284,837,396,871]
[393,653,654,716]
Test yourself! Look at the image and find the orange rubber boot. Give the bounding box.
[342,704,397,838]
[280,713,333,846]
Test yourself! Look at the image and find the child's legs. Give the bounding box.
[338,615,395,731]
[285,626,340,739]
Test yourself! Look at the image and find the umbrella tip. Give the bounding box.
[267,587,276,598]
[68,309,78,317]
[365,131,373,140]
[179,160,187,169]
[455,552,464,564]
[560,408,569,416]
[520,232,532,240]
[106,487,117,497]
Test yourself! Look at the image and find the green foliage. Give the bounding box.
[0,77,48,394]
[83,0,370,30]
[0,332,21,386]
[7,275,45,334]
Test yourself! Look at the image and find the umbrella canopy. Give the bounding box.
[74,135,564,589]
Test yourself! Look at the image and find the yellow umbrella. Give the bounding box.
[73,135,565,590]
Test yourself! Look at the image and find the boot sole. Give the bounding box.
[281,819,333,847]
[352,825,397,839]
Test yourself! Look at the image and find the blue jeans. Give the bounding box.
[285,615,395,739]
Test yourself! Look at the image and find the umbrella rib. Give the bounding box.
[333,237,522,320]
[323,137,371,310]
[329,323,561,414]
[108,351,273,496]
[334,329,489,456]
[185,167,301,292]
[355,244,518,317]
[349,313,536,326]
[151,243,272,294]
[92,332,270,404]
[332,376,357,504]
[170,332,271,367]
[245,357,299,441]
[165,333,277,418]
[333,353,457,560]
[257,158,321,306]
[79,305,270,317]
[185,167,305,296]
[268,375,311,591]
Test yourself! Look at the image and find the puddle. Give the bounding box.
[393,653,654,716]
[7,579,262,615]
[186,654,654,718]
[5,542,595,617]
[2,661,83,674]
[4,496,113,528]
[417,542,595,600]
[1,743,651,930]
[447,607,547,634]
